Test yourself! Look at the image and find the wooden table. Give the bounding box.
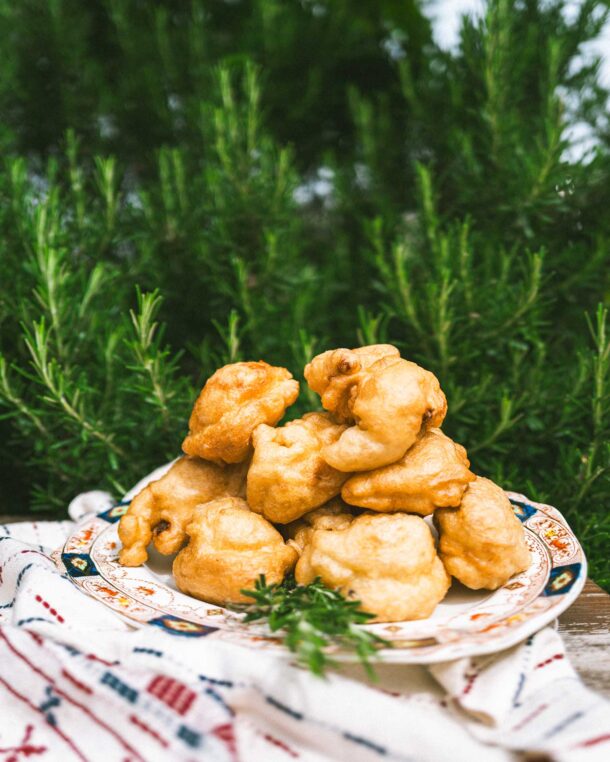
[557,578,610,699]
[1,516,609,698]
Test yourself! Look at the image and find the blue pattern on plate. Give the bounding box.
[97,501,131,523]
[62,552,100,578]
[543,563,582,596]
[510,499,538,523]
[148,614,218,637]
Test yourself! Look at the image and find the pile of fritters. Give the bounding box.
[118,349,530,623]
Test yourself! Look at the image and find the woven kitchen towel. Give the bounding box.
[0,496,609,761]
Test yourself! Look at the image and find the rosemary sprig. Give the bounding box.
[240,575,390,678]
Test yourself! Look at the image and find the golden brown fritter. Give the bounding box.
[118,457,247,567]
[246,413,350,524]
[119,347,531,621]
[434,476,530,590]
[342,428,475,515]
[305,346,447,471]
[172,497,298,606]
[284,498,356,550]
[182,361,299,464]
[304,344,400,422]
[295,512,450,622]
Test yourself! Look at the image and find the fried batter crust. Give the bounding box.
[305,346,447,471]
[284,498,356,550]
[295,512,450,622]
[247,412,350,524]
[342,428,475,515]
[304,344,400,421]
[118,456,247,566]
[182,361,299,464]
[434,476,531,590]
[172,497,298,605]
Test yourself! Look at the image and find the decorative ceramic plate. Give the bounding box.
[56,489,586,664]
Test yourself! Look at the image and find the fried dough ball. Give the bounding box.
[304,344,400,421]
[434,476,530,590]
[118,457,247,567]
[246,413,350,524]
[295,513,450,622]
[305,346,447,472]
[182,361,299,464]
[285,498,356,550]
[342,428,475,515]
[172,497,298,606]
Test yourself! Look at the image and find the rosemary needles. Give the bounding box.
[241,575,390,677]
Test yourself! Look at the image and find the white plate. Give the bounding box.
[56,491,586,663]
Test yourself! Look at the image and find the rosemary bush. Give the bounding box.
[0,1,609,588]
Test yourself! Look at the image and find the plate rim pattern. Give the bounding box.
[56,490,587,663]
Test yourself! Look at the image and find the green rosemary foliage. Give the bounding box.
[240,576,389,678]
